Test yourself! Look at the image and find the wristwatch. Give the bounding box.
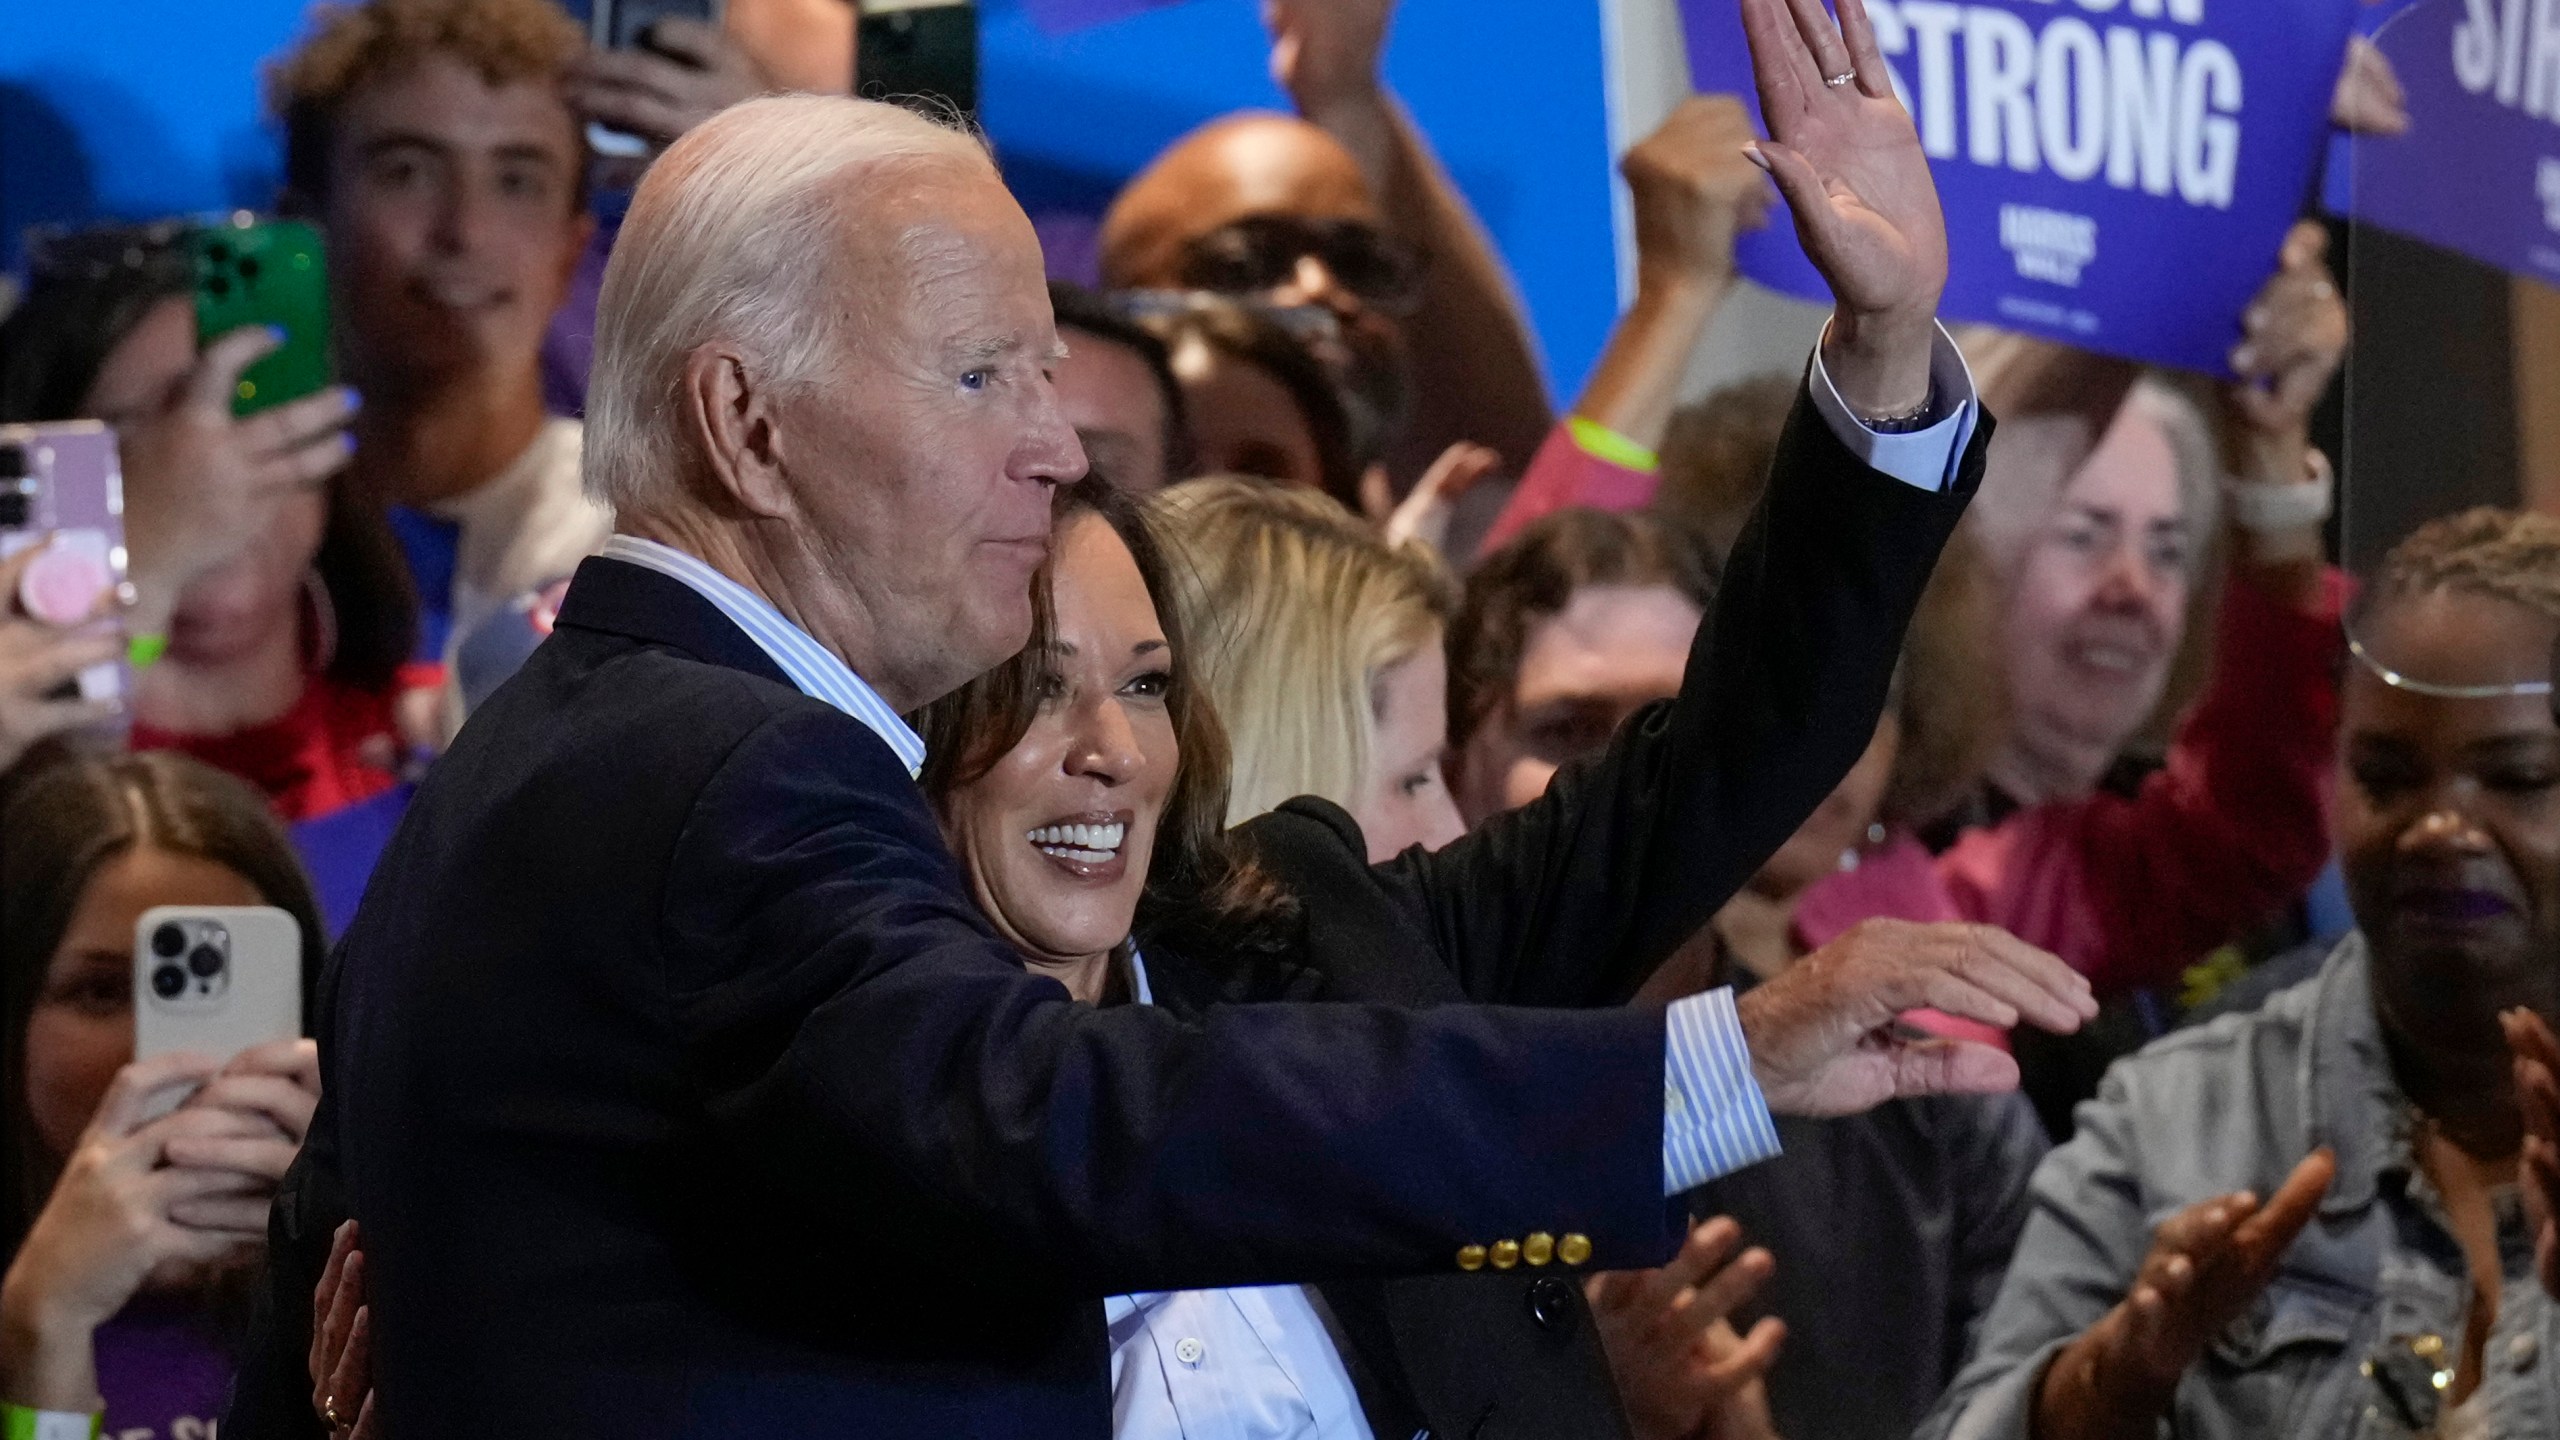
[1860,383,1940,435]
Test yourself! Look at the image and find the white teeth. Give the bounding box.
[1024,821,1127,856]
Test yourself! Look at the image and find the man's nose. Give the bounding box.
[430,175,492,255]
[1275,253,1353,314]
[1017,378,1090,486]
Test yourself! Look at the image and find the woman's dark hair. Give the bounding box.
[910,477,1293,955]
[1135,293,1365,513]
[0,224,417,692]
[1,749,327,1257]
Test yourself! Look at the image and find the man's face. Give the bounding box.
[1999,405,2194,785]
[1103,117,1409,447]
[769,165,1086,708]
[1054,325,1170,493]
[322,51,590,391]
[1453,582,1704,824]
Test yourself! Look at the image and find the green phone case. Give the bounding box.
[191,217,333,417]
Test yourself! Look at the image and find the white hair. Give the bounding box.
[583,94,994,513]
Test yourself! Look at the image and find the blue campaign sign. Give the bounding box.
[1679,0,2362,373]
[2334,0,2560,287]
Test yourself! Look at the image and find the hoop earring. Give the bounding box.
[303,568,339,674]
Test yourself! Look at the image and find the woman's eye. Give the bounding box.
[46,974,129,1018]
[2486,767,2560,795]
[1123,670,1171,699]
[1033,671,1068,704]
[1399,769,1439,797]
[2351,762,2418,800]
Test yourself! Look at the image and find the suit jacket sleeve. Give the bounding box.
[1359,385,1988,1008]
[663,705,1685,1299]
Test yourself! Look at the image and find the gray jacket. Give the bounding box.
[1918,937,2560,1440]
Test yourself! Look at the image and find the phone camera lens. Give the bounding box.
[205,276,231,299]
[151,966,187,1000]
[0,493,24,528]
[0,444,25,479]
[152,923,187,958]
[238,256,261,280]
[187,944,224,978]
[206,242,231,262]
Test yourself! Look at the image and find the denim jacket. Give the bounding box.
[1918,936,2560,1440]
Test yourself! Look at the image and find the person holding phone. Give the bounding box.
[0,226,418,826]
[0,749,324,1437]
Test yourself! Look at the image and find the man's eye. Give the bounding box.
[2351,762,2419,800]
[2486,767,2560,795]
[961,371,990,392]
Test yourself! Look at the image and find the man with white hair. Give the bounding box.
[224,2,2085,1431]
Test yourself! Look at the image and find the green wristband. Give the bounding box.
[126,632,169,669]
[2,1404,102,1440]
[1566,415,1660,473]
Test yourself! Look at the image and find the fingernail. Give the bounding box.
[2232,345,2257,369]
[338,432,358,456]
[341,386,363,412]
[267,324,289,343]
[1741,142,1772,174]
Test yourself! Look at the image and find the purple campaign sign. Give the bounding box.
[2333,0,2560,287]
[1679,0,2361,373]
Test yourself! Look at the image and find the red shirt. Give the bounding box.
[129,666,431,824]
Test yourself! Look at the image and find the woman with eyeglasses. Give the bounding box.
[1920,508,2560,1440]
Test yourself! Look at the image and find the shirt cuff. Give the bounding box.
[1805,319,1981,493]
[1661,987,1783,1194]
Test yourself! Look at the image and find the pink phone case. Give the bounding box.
[0,421,128,702]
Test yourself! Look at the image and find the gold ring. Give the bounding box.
[323,1395,349,1431]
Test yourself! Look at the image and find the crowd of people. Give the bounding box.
[0,0,2554,1436]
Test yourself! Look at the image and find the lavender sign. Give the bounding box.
[1678,0,2362,372]
[2337,0,2560,287]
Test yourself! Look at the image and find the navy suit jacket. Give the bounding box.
[226,537,1689,1434]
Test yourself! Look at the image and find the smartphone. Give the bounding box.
[859,0,978,122]
[0,421,128,704]
[191,215,332,417]
[134,906,304,1069]
[587,0,727,159]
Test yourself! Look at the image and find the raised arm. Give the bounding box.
[1265,0,1555,476]
[1370,0,1974,1005]
[1477,95,1774,555]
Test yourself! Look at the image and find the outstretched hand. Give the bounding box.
[1737,920,2095,1117]
[1587,1216,1787,1440]
[1737,0,1947,415]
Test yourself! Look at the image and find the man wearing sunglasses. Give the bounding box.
[1099,0,1553,491]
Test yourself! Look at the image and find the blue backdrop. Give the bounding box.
[0,0,1621,397]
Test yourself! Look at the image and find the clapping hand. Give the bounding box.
[2504,1009,2560,1299]
[1264,0,1392,118]
[2227,222,2349,452]
[1587,1217,1788,1440]
[1736,0,1947,416]
[1738,920,2095,1117]
[2035,1150,2337,1439]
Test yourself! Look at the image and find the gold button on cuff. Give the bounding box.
[1489,1239,1521,1269]
[1456,1244,1487,1272]
[1557,1233,1593,1266]
[1522,1232,1555,1266]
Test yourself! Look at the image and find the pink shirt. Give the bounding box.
[1794,568,2347,1005]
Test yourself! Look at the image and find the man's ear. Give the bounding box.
[680,344,794,520]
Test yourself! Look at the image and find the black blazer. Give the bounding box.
[1137,392,1990,1440]
[228,389,1983,1437]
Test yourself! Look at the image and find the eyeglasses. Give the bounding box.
[1175,216,1424,315]
[1109,288,1345,349]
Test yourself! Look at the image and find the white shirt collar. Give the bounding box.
[597,534,926,778]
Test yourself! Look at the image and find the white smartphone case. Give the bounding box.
[134,905,303,1067]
